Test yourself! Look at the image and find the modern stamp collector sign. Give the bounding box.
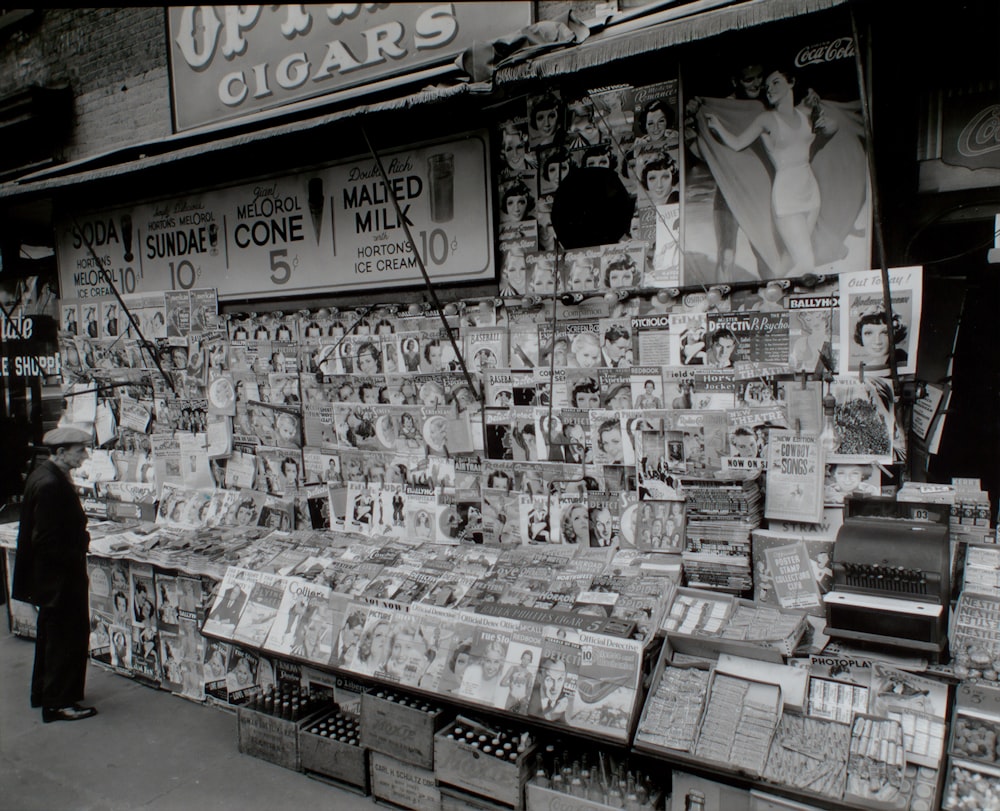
[55,131,494,301]
[167,4,530,131]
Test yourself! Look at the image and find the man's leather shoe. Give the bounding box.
[42,705,97,723]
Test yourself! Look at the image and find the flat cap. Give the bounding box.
[42,427,93,447]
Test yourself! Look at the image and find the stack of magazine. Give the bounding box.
[680,473,762,592]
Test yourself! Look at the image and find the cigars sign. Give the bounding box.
[167,4,530,131]
[55,131,494,301]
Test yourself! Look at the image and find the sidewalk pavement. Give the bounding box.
[0,629,376,811]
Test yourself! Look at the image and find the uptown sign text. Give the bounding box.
[173,4,459,110]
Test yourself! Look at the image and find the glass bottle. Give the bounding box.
[819,387,839,453]
[551,755,565,793]
[685,789,706,811]
[624,772,641,811]
[569,770,586,798]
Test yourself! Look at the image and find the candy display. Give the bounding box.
[951,713,1000,764]
[694,674,781,777]
[635,665,710,754]
[762,712,850,799]
[846,715,907,808]
[942,762,1000,811]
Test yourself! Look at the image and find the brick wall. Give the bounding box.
[0,7,170,164]
[0,3,623,168]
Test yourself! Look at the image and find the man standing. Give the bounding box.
[12,427,97,723]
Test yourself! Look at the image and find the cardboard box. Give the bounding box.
[942,757,1000,811]
[670,771,752,811]
[434,721,537,808]
[844,714,907,810]
[693,672,782,779]
[526,780,623,811]
[370,751,440,811]
[749,789,829,810]
[665,590,806,664]
[949,681,1000,768]
[633,641,711,758]
[236,705,327,772]
[361,691,448,769]
[298,710,368,791]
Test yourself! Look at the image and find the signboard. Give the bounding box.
[0,313,60,379]
[167,4,531,131]
[942,89,1000,172]
[0,274,60,380]
[55,131,494,302]
[918,83,1000,193]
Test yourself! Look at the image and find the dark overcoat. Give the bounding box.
[12,459,89,607]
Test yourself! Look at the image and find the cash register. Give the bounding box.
[824,497,950,660]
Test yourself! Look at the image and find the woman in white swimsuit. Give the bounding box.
[705,67,823,274]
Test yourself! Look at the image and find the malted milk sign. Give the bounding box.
[56,132,494,302]
[167,4,531,131]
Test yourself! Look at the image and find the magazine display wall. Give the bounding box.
[5,12,998,809]
[8,258,987,810]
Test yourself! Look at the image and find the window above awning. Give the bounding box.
[495,0,849,85]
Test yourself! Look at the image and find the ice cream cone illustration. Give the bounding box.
[308,177,324,244]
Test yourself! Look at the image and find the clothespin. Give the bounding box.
[858,361,865,383]
[800,370,808,390]
[795,419,802,436]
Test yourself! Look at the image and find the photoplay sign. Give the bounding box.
[168,4,530,131]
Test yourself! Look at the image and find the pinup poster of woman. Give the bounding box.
[682,23,870,287]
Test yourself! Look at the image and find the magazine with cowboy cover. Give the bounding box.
[764,429,825,523]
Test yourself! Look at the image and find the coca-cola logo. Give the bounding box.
[373,719,419,749]
[545,795,586,811]
[957,104,1000,157]
[795,37,855,67]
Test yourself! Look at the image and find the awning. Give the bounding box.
[495,0,850,84]
[0,0,851,204]
[0,72,474,203]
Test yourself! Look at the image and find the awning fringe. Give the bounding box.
[496,0,848,84]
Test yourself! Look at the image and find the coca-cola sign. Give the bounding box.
[941,89,1000,173]
[958,104,1000,158]
[794,37,855,68]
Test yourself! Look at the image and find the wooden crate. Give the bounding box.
[361,691,448,769]
[434,721,537,809]
[441,785,518,811]
[370,751,441,811]
[298,710,368,792]
[236,705,325,772]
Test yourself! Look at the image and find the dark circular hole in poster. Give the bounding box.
[551,167,635,249]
